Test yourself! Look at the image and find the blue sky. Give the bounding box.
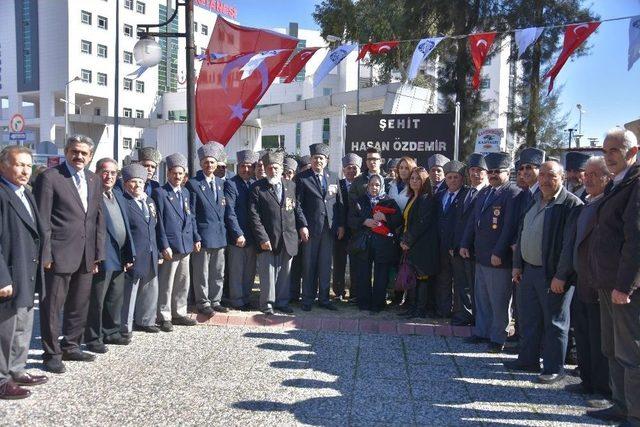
[230,0,640,141]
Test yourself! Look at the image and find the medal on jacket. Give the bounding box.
[328,183,338,196]
[285,197,294,211]
[148,201,157,219]
[184,200,191,215]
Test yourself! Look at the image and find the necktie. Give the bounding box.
[315,174,325,194]
[105,190,113,200]
[464,188,477,210]
[139,199,150,222]
[210,179,217,203]
[274,182,283,202]
[482,187,495,211]
[176,190,186,218]
[74,171,88,212]
[444,192,454,212]
[17,188,34,220]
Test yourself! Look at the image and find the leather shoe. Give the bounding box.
[172,316,197,326]
[197,306,214,316]
[86,343,108,354]
[62,351,96,362]
[0,380,31,399]
[587,405,626,422]
[503,360,540,373]
[275,305,294,314]
[261,307,275,315]
[160,321,173,332]
[319,302,338,311]
[301,304,312,312]
[213,305,229,313]
[537,373,566,384]
[42,359,66,374]
[465,335,488,344]
[136,325,160,333]
[104,336,131,345]
[12,373,48,387]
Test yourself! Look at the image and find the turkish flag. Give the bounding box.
[468,32,497,90]
[278,47,320,83]
[356,41,400,61]
[196,17,298,146]
[545,22,600,93]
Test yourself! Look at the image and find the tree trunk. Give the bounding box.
[525,0,543,147]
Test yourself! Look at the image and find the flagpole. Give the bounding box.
[356,44,361,115]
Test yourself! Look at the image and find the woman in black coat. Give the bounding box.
[399,167,439,317]
[348,174,402,313]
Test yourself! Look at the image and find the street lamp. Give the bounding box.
[134,0,197,172]
[565,128,577,149]
[64,76,81,139]
[576,104,586,134]
[59,98,94,115]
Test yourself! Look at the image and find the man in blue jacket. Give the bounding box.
[187,142,228,316]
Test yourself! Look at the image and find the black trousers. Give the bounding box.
[572,297,610,395]
[451,254,475,325]
[85,269,126,345]
[356,255,389,312]
[40,268,93,361]
[289,253,303,301]
[433,249,454,317]
[332,236,356,299]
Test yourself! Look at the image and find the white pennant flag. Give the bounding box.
[313,44,358,87]
[240,49,290,80]
[515,27,544,58]
[407,37,444,81]
[628,16,640,71]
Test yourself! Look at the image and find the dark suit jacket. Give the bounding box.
[401,194,439,276]
[248,178,307,257]
[339,178,352,240]
[437,186,468,253]
[461,181,521,269]
[34,163,105,274]
[588,164,640,295]
[102,189,135,272]
[451,185,485,252]
[295,168,343,236]
[123,192,159,281]
[0,181,45,309]
[186,171,227,249]
[349,196,402,264]
[224,175,255,246]
[153,183,200,254]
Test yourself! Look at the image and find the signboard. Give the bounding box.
[2,130,34,143]
[9,114,25,132]
[195,0,238,19]
[475,128,504,154]
[345,114,455,166]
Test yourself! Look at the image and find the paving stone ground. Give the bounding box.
[0,307,607,427]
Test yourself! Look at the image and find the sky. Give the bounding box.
[229,0,640,142]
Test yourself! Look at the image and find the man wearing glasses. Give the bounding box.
[460,152,521,353]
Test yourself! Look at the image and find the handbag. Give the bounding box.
[348,230,371,256]
[395,253,417,291]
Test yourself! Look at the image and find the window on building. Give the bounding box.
[123,108,132,118]
[480,101,491,112]
[81,10,92,25]
[323,88,332,97]
[322,118,330,144]
[97,72,107,86]
[97,15,108,30]
[480,78,490,90]
[97,44,107,58]
[201,24,208,35]
[484,57,492,66]
[81,69,92,83]
[123,51,133,64]
[94,107,101,116]
[295,123,301,152]
[262,135,283,149]
[124,24,133,37]
[81,40,92,54]
[124,0,133,10]
[134,138,143,149]
[200,47,206,55]
[168,110,187,121]
[136,1,146,14]
[193,22,198,32]
[135,81,145,93]
[135,109,144,118]
[123,137,132,149]
[123,78,133,91]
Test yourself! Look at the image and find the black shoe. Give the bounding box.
[240,303,254,312]
[537,373,566,384]
[62,351,96,362]
[42,359,66,374]
[451,318,473,326]
[319,302,338,311]
[301,304,312,312]
[12,373,48,387]
[172,316,197,326]
[138,325,160,333]
[160,321,173,332]
[487,342,505,353]
[503,360,540,373]
[274,305,294,314]
[464,335,488,344]
[197,306,214,316]
[86,343,108,354]
[212,305,229,313]
[348,297,358,304]
[564,383,593,395]
[261,307,275,315]
[104,336,131,345]
[586,405,626,422]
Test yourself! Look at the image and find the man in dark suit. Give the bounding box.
[427,154,450,194]
[249,151,307,315]
[154,153,201,332]
[434,160,469,319]
[450,153,488,326]
[84,158,135,353]
[187,142,228,316]
[35,135,105,373]
[225,150,258,311]
[348,147,384,203]
[514,147,545,223]
[0,146,47,399]
[296,143,344,312]
[460,152,521,353]
[332,153,362,301]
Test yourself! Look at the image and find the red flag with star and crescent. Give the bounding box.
[278,47,321,83]
[469,32,497,90]
[545,22,600,93]
[196,17,298,146]
[356,41,400,61]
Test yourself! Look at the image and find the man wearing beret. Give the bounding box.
[225,150,258,311]
[249,151,307,315]
[565,152,590,201]
[136,147,162,197]
[515,147,545,219]
[460,152,521,352]
[283,157,298,181]
[428,154,450,195]
[186,142,228,316]
[296,143,344,312]
[153,153,201,331]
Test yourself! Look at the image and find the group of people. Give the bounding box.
[0,128,638,427]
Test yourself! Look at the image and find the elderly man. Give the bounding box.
[254,151,267,181]
[249,151,307,315]
[460,152,521,353]
[137,147,162,196]
[507,161,582,384]
[35,135,105,373]
[84,159,135,353]
[515,147,545,215]
[186,142,228,316]
[565,152,590,200]
[296,143,343,312]
[587,127,640,426]
[0,146,47,399]
[428,154,450,194]
[225,150,258,311]
[154,153,200,331]
[283,157,298,181]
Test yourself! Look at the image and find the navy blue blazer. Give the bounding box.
[186,171,227,249]
[461,182,521,269]
[102,189,135,272]
[224,175,255,246]
[123,192,159,281]
[436,186,468,253]
[451,185,485,252]
[295,168,344,236]
[153,183,200,254]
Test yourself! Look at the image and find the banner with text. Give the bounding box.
[345,114,455,166]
